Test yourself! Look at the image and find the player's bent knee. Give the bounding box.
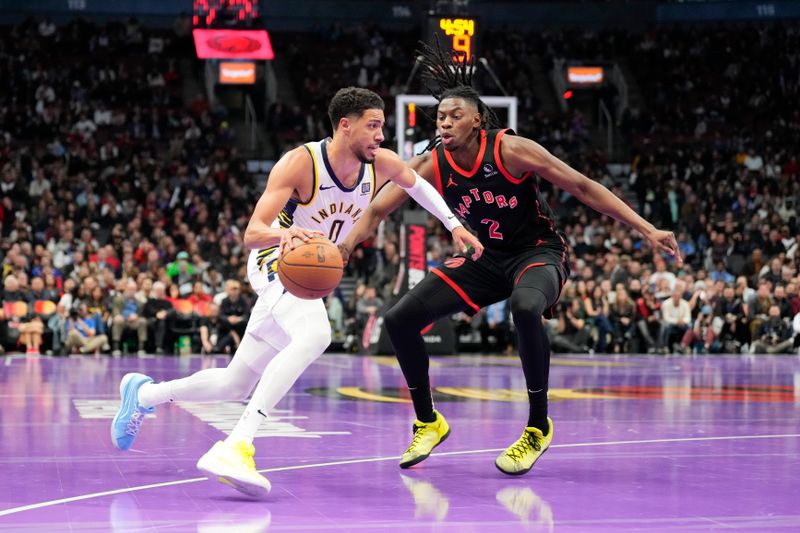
[294,329,331,360]
[510,288,548,319]
[385,296,426,334]
[383,306,402,334]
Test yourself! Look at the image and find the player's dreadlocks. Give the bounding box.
[416,39,502,152]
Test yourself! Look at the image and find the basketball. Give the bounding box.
[277,237,344,299]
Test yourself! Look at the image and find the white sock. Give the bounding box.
[137,381,172,408]
[225,407,269,447]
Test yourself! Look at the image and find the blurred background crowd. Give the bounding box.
[1,14,799,356]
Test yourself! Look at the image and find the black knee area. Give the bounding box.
[384,294,431,337]
[510,287,548,324]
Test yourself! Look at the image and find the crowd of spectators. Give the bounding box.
[0,17,260,354]
[310,22,800,355]
[2,17,799,356]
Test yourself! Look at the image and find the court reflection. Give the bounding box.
[496,486,554,530]
[400,473,450,521]
[109,494,272,532]
[195,509,272,533]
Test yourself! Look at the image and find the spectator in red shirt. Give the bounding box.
[187,280,211,305]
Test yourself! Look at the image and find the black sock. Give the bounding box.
[527,388,548,435]
[510,269,560,438]
[409,382,435,423]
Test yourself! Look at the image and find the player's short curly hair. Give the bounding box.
[327,87,385,131]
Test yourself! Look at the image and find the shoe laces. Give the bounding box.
[126,408,145,437]
[407,422,432,451]
[506,431,541,461]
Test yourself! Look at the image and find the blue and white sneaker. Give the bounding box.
[111,373,155,450]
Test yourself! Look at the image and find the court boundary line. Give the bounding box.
[1,432,798,517]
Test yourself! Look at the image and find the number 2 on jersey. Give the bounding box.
[481,218,504,240]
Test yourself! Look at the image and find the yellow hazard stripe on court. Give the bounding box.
[336,387,410,403]
[368,356,444,369]
[436,387,525,402]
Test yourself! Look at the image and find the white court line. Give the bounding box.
[1,432,798,517]
[3,354,27,366]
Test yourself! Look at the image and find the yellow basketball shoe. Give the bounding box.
[495,418,553,476]
[399,410,450,469]
[196,440,271,499]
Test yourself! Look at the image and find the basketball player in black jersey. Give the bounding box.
[339,44,682,475]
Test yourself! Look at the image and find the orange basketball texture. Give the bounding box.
[277,237,344,299]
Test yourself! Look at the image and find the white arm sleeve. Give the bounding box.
[399,171,463,232]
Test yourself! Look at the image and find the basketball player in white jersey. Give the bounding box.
[110,87,483,498]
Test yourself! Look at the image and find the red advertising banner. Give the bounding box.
[193,29,274,60]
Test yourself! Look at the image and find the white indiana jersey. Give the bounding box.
[247,138,376,293]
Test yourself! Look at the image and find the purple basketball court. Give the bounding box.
[1,353,799,531]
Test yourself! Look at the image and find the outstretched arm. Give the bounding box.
[373,148,484,261]
[338,181,409,263]
[501,136,682,265]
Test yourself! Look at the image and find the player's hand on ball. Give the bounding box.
[280,227,324,256]
[452,226,484,261]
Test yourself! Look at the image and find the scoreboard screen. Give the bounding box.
[193,0,260,27]
[427,16,478,62]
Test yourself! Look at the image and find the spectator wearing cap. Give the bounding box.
[166,251,196,296]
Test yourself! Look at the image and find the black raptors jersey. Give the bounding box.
[432,129,567,255]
